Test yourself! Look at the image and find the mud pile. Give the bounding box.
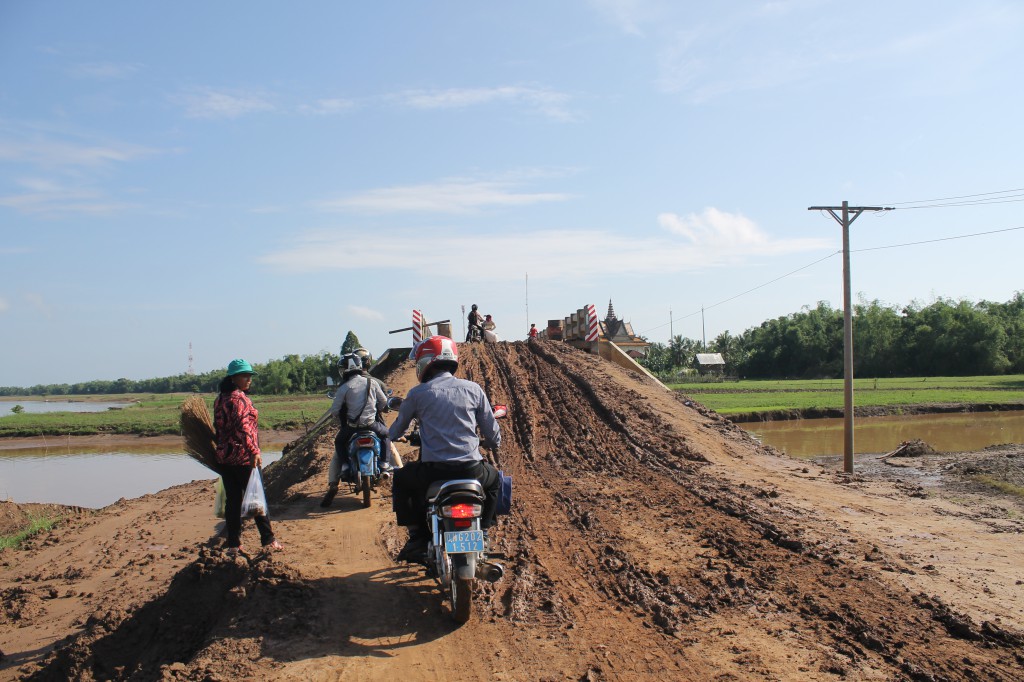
[4,341,1023,681]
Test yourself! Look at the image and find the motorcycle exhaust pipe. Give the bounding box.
[476,561,504,583]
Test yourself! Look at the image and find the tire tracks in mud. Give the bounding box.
[462,341,1024,680]
[13,340,1024,681]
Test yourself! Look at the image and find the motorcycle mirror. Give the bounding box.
[386,396,403,410]
[326,390,336,398]
[492,404,508,419]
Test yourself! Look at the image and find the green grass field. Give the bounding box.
[668,375,1024,415]
[0,393,333,438]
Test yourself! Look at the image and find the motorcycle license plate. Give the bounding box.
[444,530,485,554]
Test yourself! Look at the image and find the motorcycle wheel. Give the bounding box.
[451,577,473,624]
[361,476,372,508]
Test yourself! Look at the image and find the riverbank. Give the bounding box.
[726,400,1024,423]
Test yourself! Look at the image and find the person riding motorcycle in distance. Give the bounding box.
[389,335,502,561]
[321,352,392,507]
[467,304,484,342]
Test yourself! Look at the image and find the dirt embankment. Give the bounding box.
[2,341,1023,681]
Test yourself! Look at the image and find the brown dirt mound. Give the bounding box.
[3,341,1023,681]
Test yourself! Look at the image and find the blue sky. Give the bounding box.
[2,1,1023,386]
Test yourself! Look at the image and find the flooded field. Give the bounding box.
[745,409,1024,458]
[0,443,285,508]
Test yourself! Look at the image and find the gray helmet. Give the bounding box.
[340,352,362,373]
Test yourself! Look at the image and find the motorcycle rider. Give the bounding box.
[467,304,484,342]
[389,335,502,561]
[320,352,392,507]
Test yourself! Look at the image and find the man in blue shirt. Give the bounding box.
[389,335,501,561]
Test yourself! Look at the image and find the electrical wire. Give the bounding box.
[641,250,841,335]
[644,221,1024,337]
[881,186,1024,206]
[852,225,1024,253]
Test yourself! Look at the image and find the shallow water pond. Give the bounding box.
[0,446,284,509]
[744,410,1024,459]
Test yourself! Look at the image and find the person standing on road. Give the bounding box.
[214,359,282,555]
[388,336,501,561]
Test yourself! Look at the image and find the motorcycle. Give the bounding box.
[341,428,387,508]
[396,400,510,623]
[340,396,402,508]
[466,325,483,343]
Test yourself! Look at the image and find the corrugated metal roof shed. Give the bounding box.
[695,353,725,365]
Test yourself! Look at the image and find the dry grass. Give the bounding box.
[180,395,218,472]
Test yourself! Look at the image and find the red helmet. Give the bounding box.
[414,335,459,382]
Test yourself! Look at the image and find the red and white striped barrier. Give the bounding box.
[412,309,423,345]
[585,304,600,342]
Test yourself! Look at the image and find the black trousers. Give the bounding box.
[215,463,274,548]
[392,459,500,531]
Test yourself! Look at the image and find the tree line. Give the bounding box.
[638,293,1024,379]
[0,352,340,397]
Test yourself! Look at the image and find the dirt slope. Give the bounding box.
[2,341,1022,681]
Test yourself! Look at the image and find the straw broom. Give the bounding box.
[180,394,218,472]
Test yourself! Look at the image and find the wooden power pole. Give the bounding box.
[807,201,892,473]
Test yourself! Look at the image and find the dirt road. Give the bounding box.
[2,341,1022,680]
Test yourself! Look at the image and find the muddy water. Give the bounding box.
[745,410,1024,458]
[0,446,284,509]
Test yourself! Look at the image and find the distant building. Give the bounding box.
[599,300,650,358]
[695,352,726,375]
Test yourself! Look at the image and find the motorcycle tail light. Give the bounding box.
[442,503,481,519]
[356,437,375,447]
[453,519,473,529]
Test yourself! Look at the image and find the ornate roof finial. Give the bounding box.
[606,299,617,321]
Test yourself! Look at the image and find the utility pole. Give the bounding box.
[669,307,673,342]
[807,201,892,473]
[701,307,706,351]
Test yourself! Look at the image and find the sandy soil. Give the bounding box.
[1,341,1022,681]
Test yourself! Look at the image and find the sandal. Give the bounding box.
[226,545,245,557]
[263,540,283,551]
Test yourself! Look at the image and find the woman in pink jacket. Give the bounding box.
[214,359,282,555]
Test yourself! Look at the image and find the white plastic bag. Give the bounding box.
[241,468,268,518]
[214,477,226,518]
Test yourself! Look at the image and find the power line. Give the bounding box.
[644,222,1024,337]
[881,186,1024,206]
[894,196,1024,210]
[853,224,1024,252]
[641,250,842,335]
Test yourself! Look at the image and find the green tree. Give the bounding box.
[341,331,362,354]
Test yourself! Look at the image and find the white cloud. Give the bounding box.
[587,0,654,36]
[395,86,575,121]
[0,131,156,169]
[24,292,51,317]
[258,212,832,280]
[298,98,355,115]
[69,61,143,80]
[176,87,275,119]
[317,179,572,214]
[0,178,129,215]
[658,208,766,247]
[347,305,384,321]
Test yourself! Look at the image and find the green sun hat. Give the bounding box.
[226,359,258,376]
